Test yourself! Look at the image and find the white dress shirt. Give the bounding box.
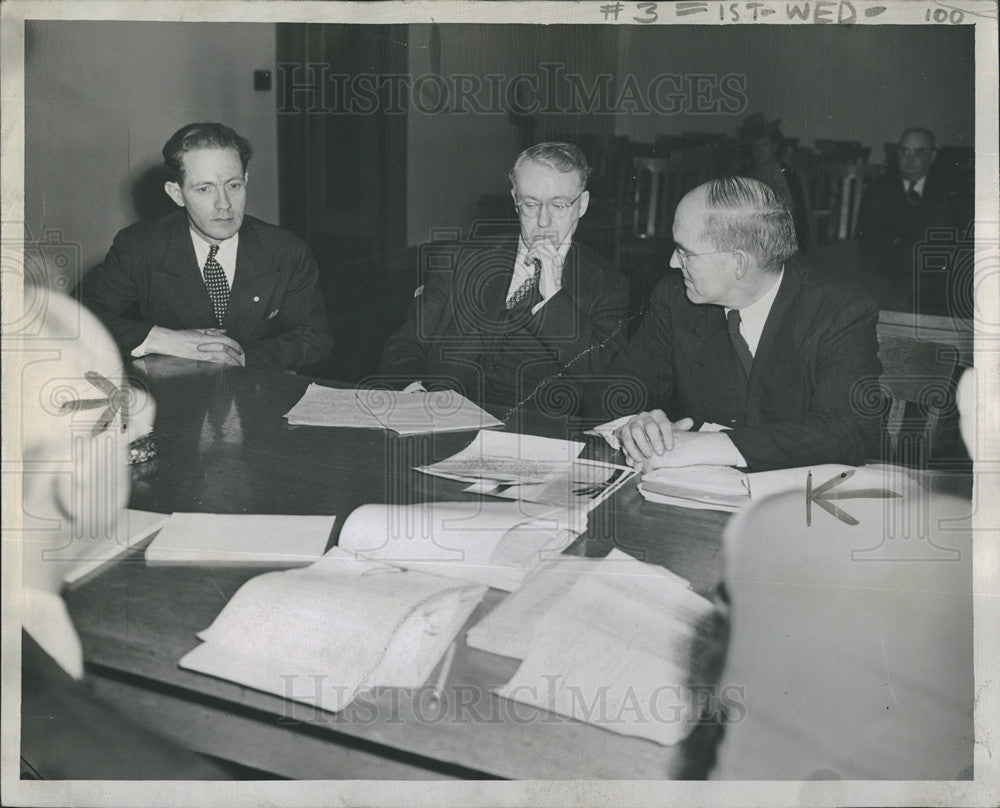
[508,237,573,315]
[902,176,927,197]
[725,269,784,357]
[131,229,240,357]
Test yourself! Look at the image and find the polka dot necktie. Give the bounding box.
[202,244,230,326]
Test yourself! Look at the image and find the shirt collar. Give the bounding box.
[726,268,784,356]
[189,228,239,267]
[903,176,927,195]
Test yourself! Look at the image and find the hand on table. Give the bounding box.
[145,327,245,366]
[614,409,744,471]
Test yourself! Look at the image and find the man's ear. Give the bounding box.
[164,181,185,208]
[731,250,750,279]
[578,190,590,218]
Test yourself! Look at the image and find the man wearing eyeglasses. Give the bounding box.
[378,142,626,413]
[614,176,882,472]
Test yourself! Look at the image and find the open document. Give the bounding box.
[491,549,715,746]
[337,500,581,591]
[283,383,502,434]
[179,548,486,713]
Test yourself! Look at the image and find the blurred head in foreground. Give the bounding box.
[20,290,155,594]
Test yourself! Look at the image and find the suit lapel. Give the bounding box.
[156,214,216,326]
[746,262,800,404]
[224,220,274,334]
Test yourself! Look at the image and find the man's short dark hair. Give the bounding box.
[899,127,936,149]
[162,123,254,184]
[701,176,798,272]
[509,142,592,190]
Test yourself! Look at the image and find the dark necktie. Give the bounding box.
[727,309,753,379]
[506,258,541,311]
[202,244,230,326]
[905,182,921,206]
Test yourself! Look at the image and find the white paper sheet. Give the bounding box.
[145,513,336,565]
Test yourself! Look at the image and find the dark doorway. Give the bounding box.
[277,24,409,381]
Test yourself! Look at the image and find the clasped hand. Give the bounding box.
[147,327,245,366]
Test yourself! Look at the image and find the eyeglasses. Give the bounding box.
[673,246,734,265]
[513,192,584,220]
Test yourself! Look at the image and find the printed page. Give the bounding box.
[495,563,714,746]
[283,383,382,428]
[416,430,585,484]
[146,513,336,565]
[356,388,503,434]
[338,501,580,591]
[179,548,486,712]
[477,458,637,513]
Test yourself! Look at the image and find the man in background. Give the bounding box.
[17,291,232,778]
[378,142,626,415]
[78,122,332,371]
[856,127,973,315]
[614,177,882,472]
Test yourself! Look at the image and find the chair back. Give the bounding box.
[876,328,958,463]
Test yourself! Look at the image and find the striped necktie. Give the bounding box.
[202,244,230,326]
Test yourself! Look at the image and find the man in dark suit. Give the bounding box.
[856,127,972,315]
[377,142,626,414]
[614,177,882,472]
[79,122,332,371]
[19,291,232,779]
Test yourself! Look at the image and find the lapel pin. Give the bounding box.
[252,296,260,302]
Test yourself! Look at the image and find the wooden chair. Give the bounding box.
[875,327,959,464]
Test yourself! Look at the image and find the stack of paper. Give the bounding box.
[487,550,714,746]
[639,465,751,511]
[145,513,336,565]
[179,547,486,713]
[337,500,581,591]
[416,430,584,485]
[283,383,502,434]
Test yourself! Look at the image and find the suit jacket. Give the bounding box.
[78,210,332,371]
[856,171,969,249]
[20,631,232,779]
[616,257,882,471]
[377,238,627,414]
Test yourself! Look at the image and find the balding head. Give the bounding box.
[898,128,936,183]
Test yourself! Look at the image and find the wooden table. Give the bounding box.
[63,356,731,780]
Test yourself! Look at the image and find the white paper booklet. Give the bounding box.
[639,463,908,512]
[466,549,692,660]
[337,500,582,591]
[416,430,585,485]
[284,383,502,434]
[493,551,714,746]
[179,547,486,713]
[145,513,336,565]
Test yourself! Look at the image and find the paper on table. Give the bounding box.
[468,458,637,513]
[639,465,751,511]
[467,549,691,659]
[355,388,503,434]
[494,552,714,746]
[586,416,730,450]
[337,500,581,591]
[416,430,585,485]
[145,513,336,565]
[283,383,382,428]
[179,547,486,713]
[62,509,170,585]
